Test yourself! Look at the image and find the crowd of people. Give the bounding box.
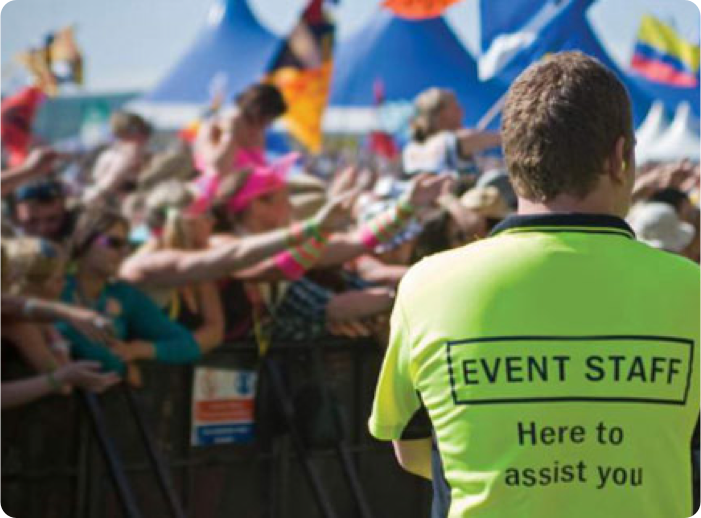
[1,79,698,433]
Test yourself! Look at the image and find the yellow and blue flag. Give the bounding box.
[266,0,336,153]
[631,15,699,88]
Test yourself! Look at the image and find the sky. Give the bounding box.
[0,0,699,93]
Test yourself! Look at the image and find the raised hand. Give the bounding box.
[328,165,360,198]
[314,189,361,234]
[21,147,66,177]
[404,173,453,210]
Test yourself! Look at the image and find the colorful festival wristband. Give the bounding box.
[360,201,415,250]
[286,222,307,247]
[274,234,329,280]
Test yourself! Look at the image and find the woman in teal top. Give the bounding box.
[58,206,200,375]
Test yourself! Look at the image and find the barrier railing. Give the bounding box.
[1,339,432,518]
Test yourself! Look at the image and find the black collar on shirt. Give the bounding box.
[490,213,636,240]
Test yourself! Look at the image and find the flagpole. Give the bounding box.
[476,90,508,131]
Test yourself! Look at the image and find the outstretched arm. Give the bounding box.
[455,129,501,157]
[1,147,65,196]
[121,192,356,288]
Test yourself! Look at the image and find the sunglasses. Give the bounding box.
[95,235,130,252]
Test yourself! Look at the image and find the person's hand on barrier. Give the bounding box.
[126,364,143,389]
[54,361,120,393]
[65,306,116,344]
[404,173,453,211]
[109,340,155,363]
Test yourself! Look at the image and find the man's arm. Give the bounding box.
[393,438,433,480]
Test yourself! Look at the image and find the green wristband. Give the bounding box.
[303,219,325,241]
[397,198,417,216]
[46,370,62,392]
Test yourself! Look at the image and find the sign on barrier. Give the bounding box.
[191,367,257,446]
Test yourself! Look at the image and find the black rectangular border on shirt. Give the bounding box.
[446,335,694,406]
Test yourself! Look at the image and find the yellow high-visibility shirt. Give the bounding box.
[370,213,700,518]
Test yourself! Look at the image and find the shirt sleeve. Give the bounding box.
[444,132,478,175]
[121,284,202,364]
[57,320,127,375]
[57,280,127,375]
[368,293,423,441]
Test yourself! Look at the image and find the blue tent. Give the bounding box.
[481,0,699,126]
[143,0,282,103]
[329,10,504,128]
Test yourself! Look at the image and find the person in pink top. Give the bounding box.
[193,83,287,179]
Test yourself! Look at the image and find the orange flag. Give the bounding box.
[267,0,335,153]
[383,0,462,19]
[17,26,83,96]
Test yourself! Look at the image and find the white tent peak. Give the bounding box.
[641,101,700,163]
[635,101,669,154]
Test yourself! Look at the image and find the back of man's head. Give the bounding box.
[501,51,634,202]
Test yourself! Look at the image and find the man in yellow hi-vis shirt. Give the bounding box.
[370,51,700,518]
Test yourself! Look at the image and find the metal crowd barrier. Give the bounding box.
[1,339,432,518]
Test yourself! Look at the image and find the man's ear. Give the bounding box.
[608,136,628,185]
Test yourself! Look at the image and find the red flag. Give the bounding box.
[383,0,461,19]
[369,131,399,160]
[1,86,46,167]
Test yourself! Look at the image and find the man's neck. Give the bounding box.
[517,192,624,218]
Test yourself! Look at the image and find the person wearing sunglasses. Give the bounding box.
[57,206,201,376]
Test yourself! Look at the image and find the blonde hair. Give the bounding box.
[410,88,453,143]
[145,180,199,250]
[3,237,65,295]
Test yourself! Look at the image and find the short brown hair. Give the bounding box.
[110,111,152,139]
[235,83,287,122]
[501,51,634,201]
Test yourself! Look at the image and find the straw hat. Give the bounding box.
[459,186,511,219]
